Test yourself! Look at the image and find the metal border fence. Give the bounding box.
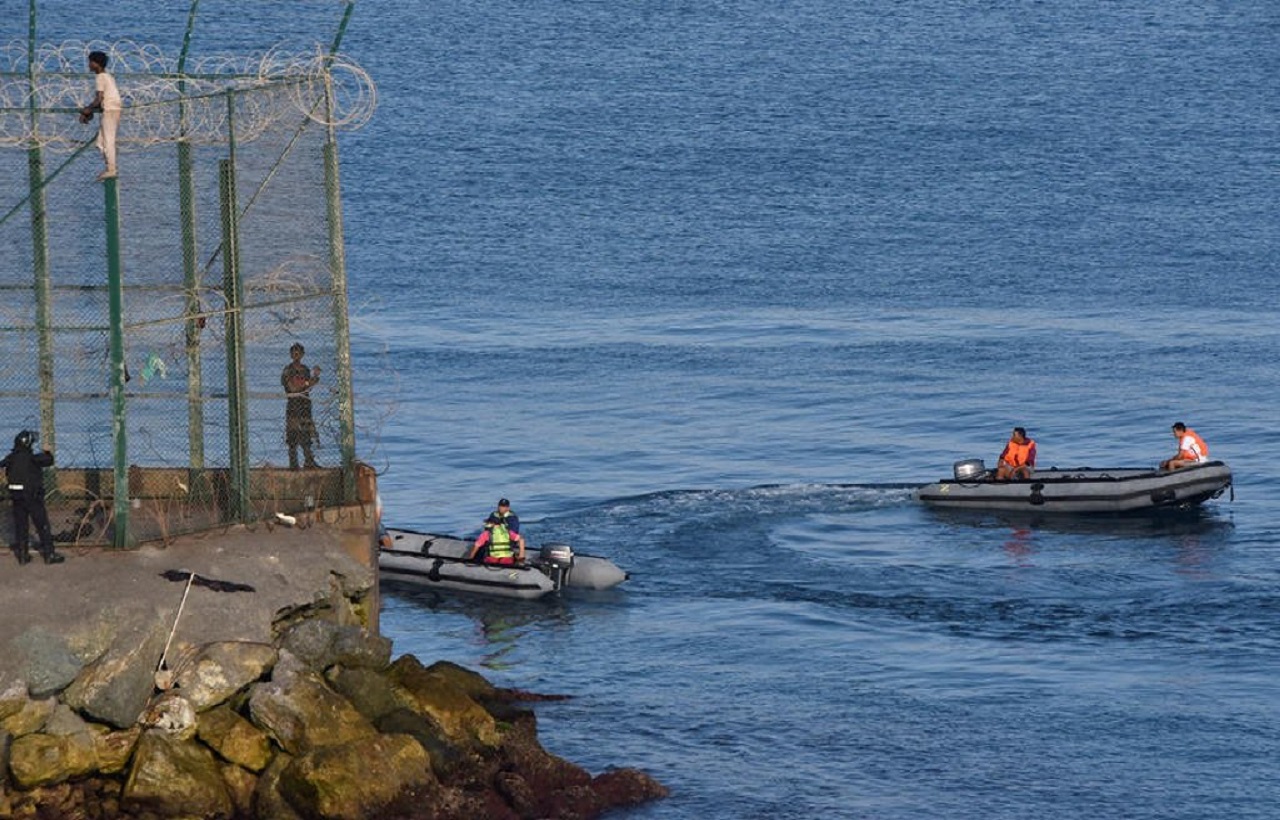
[0,2,373,546]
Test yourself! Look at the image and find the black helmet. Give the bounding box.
[14,430,35,450]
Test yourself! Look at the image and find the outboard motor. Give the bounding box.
[539,542,574,590]
[953,458,987,481]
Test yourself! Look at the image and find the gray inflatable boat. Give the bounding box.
[916,459,1233,514]
[379,528,628,600]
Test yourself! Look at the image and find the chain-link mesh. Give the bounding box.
[0,36,375,546]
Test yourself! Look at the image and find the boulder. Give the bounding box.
[277,618,340,669]
[278,732,434,820]
[9,628,83,699]
[0,728,11,786]
[253,751,307,820]
[220,760,258,818]
[0,681,27,722]
[325,664,402,722]
[248,668,377,755]
[0,696,54,738]
[173,640,278,711]
[387,654,500,747]
[41,703,90,738]
[423,660,500,702]
[374,707,468,783]
[327,664,473,781]
[92,725,141,775]
[591,768,672,808]
[121,730,234,818]
[197,704,273,772]
[63,616,168,728]
[8,731,99,788]
[279,619,391,672]
[330,624,393,670]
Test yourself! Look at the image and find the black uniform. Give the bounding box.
[0,431,62,565]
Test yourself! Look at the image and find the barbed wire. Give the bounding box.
[0,39,376,149]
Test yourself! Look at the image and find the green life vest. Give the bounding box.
[487,515,513,558]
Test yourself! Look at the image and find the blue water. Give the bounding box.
[342,4,1280,818]
[62,1,1280,817]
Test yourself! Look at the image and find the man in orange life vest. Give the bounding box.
[994,427,1036,481]
[1160,422,1209,471]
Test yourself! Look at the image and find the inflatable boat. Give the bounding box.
[916,458,1233,514]
[378,528,628,600]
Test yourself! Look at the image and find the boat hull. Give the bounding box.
[916,461,1233,514]
[379,528,627,599]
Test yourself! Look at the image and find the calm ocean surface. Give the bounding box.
[47,1,1280,817]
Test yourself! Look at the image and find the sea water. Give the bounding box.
[38,1,1280,817]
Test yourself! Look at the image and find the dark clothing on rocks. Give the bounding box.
[0,444,57,564]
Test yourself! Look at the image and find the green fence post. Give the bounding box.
[324,2,358,501]
[27,0,56,479]
[219,92,250,521]
[104,178,130,547]
[178,0,205,477]
[324,140,356,500]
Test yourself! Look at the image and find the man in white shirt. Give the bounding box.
[1160,422,1209,471]
[80,50,122,181]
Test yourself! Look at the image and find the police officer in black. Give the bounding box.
[0,430,64,565]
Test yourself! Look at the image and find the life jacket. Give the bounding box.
[1001,438,1036,468]
[485,513,513,559]
[1179,429,1208,462]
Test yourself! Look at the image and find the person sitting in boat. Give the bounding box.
[994,427,1036,481]
[467,498,526,565]
[1160,422,1208,471]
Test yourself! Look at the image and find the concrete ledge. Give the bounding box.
[0,509,380,674]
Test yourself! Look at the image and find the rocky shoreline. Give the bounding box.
[0,517,667,818]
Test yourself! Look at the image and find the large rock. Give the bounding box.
[174,640,278,711]
[325,664,402,722]
[197,704,273,772]
[330,624,393,670]
[0,729,11,787]
[63,616,168,728]
[327,664,474,782]
[9,628,83,699]
[387,654,501,747]
[374,707,468,783]
[253,751,308,820]
[279,619,391,672]
[0,681,27,722]
[0,696,55,738]
[92,725,141,775]
[422,660,500,702]
[220,759,258,817]
[278,732,434,820]
[248,667,377,755]
[121,730,234,818]
[40,703,89,737]
[8,731,99,788]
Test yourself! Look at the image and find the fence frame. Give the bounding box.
[2,0,363,547]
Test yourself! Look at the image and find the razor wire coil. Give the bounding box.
[0,39,376,149]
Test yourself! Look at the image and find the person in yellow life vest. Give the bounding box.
[994,427,1036,481]
[1160,422,1209,471]
[467,498,525,565]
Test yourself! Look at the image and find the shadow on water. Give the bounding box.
[381,579,578,671]
[923,504,1236,540]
